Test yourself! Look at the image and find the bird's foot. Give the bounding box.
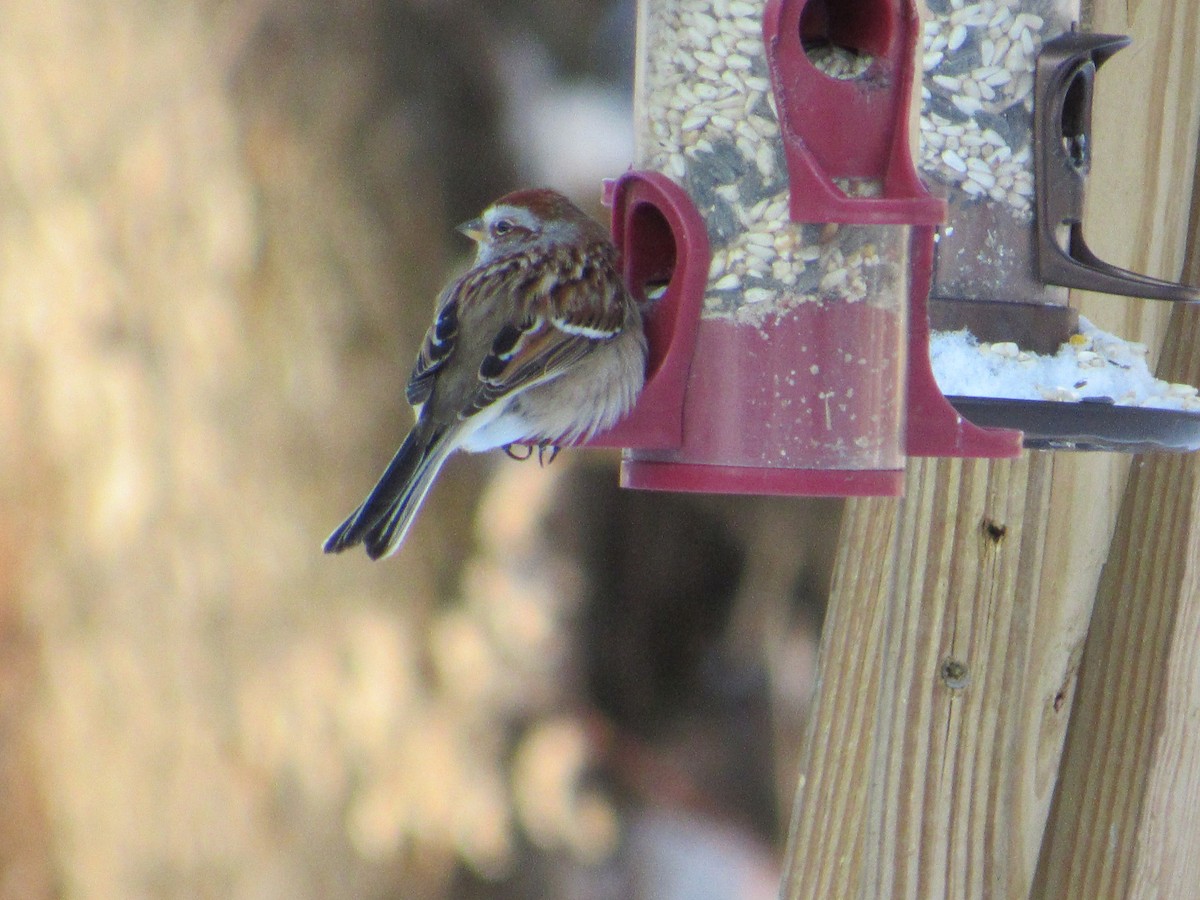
[502,443,535,461]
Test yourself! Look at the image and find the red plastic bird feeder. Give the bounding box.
[587,0,1021,495]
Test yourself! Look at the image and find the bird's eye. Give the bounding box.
[492,219,514,236]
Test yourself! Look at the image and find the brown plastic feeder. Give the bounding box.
[928,30,1200,451]
[930,31,1199,349]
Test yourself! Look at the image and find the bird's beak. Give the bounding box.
[457,217,484,242]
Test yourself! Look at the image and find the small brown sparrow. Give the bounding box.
[325,188,646,559]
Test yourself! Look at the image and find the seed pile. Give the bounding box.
[919,0,1074,215]
[931,319,1200,410]
[636,0,905,323]
[806,42,874,80]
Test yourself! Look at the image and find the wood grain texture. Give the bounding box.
[781,0,1199,894]
[1034,103,1200,900]
[1034,417,1200,898]
[1073,0,1200,355]
[865,455,1052,899]
[780,454,1106,899]
[780,493,899,898]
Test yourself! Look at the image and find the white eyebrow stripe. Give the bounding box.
[485,205,539,231]
[551,316,617,339]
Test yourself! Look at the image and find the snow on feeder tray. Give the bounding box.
[931,321,1200,451]
[916,14,1200,451]
[587,0,1026,498]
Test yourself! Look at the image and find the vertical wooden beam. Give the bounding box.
[1033,118,1200,900]
[780,493,898,898]
[781,0,1199,894]
[865,455,1053,899]
[1033,378,1200,898]
[781,452,1114,898]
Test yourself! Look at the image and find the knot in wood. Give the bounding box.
[940,657,970,691]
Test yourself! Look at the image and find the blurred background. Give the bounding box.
[0,1,841,897]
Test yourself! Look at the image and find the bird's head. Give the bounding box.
[458,189,608,265]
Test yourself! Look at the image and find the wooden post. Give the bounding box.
[1033,152,1200,899]
[780,0,1200,895]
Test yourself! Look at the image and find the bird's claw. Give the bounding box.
[502,443,535,461]
[501,442,561,465]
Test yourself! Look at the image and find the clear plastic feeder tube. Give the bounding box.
[626,0,910,491]
[919,0,1079,303]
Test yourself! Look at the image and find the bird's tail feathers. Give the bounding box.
[323,424,453,559]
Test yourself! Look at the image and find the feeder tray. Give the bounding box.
[945,397,1200,453]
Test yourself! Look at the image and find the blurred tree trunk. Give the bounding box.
[0,2,830,898]
[0,2,517,897]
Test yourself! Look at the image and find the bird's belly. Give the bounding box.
[457,402,533,452]
[458,329,645,452]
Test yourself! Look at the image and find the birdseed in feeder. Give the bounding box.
[918,0,1076,216]
[635,0,907,325]
[921,0,1079,305]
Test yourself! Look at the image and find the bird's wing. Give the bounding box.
[463,256,631,417]
[406,293,459,408]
